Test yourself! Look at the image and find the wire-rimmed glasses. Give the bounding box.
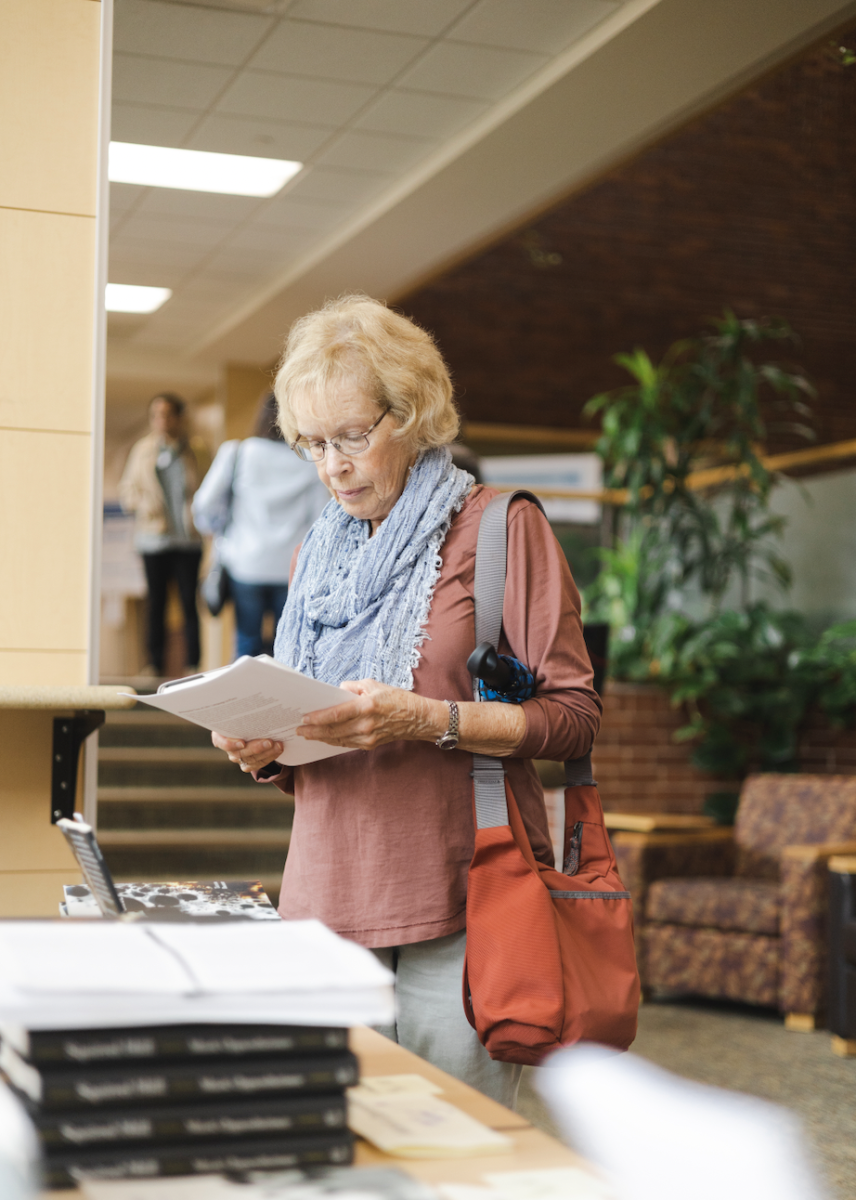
[290,410,388,462]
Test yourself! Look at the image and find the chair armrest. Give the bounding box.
[611,828,735,914]
[781,840,856,863]
[778,842,856,1016]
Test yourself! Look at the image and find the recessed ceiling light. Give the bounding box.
[108,142,302,197]
[106,284,172,314]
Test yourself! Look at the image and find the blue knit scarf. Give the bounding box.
[274,447,473,690]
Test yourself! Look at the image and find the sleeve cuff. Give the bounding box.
[515,700,549,760]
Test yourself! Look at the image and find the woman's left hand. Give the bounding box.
[297,679,443,750]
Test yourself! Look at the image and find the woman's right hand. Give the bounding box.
[211,732,283,773]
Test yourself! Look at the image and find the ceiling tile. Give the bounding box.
[109,182,148,214]
[106,252,188,290]
[135,189,264,222]
[131,323,203,349]
[250,194,353,232]
[354,89,488,139]
[248,20,427,86]
[187,113,332,161]
[109,236,213,273]
[287,165,391,206]
[286,0,472,37]
[179,273,257,302]
[450,0,620,55]
[216,71,375,126]
[111,102,200,148]
[112,53,234,110]
[115,213,235,247]
[226,223,313,252]
[396,41,547,100]
[114,0,273,66]
[315,129,433,173]
[203,245,287,280]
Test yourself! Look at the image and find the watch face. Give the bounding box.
[438,734,458,750]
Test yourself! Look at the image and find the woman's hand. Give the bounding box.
[211,732,283,772]
[297,680,446,751]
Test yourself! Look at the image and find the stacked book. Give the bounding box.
[2,1021,358,1188]
[0,918,394,1189]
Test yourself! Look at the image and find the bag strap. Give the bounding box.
[222,440,241,534]
[472,490,542,830]
[471,490,595,832]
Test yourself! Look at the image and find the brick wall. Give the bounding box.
[400,27,856,453]
[585,682,856,816]
[592,683,725,815]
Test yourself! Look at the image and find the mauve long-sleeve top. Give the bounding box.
[262,486,602,948]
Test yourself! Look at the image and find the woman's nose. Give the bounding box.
[324,446,350,474]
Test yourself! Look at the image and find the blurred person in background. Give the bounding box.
[119,392,205,676]
[193,394,330,658]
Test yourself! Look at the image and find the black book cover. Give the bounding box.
[44,1129,354,1189]
[34,1091,347,1150]
[5,1047,358,1111]
[5,1023,347,1066]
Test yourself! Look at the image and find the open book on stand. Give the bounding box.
[123,655,352,767]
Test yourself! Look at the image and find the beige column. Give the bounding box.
[223,363,274,441]
[0,0,108,913]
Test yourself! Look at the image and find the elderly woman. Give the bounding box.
[212,296,601,1106]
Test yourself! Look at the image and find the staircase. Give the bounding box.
[97,707,293,904]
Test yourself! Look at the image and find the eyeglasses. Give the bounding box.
[291,410,388,462]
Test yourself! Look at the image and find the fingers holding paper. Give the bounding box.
[297,679,445,751]
[211,731,283,772]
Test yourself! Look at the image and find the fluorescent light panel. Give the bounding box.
[108,142,302,197]
[106,284,172,314]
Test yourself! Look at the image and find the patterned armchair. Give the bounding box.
[611,775,856,1027]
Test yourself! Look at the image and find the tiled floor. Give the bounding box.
[518,998,856,1199]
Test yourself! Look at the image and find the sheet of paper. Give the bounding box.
[82,1178,246,1200]
[348,1092,512,1159]
[352,1075,442,1097]
[127,655,352,766]
[0,919,395,1031]
[483,1168,614,1200]
[0,923,189,995]
[151,919,393,995]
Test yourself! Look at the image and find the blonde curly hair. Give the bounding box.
[274,294,460,450]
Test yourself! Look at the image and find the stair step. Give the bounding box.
[102,847,289,881]
[98,830,291,848]
[99,801,292,831]
[97,787,292,803]
[100,724,213,749]
[99,748,227,764]
[99,761,255,789]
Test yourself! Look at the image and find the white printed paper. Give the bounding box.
[351,1075,442,1097]
[125,655,353,766]
[348,1092,511,1159]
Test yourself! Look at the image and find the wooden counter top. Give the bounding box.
[0,685,137,710]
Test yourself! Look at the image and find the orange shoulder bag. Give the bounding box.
[462,490,640,1065]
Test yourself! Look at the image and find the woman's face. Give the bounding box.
[291,381,416,534]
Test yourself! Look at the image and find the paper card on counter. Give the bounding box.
[483,1168,614,1200]
[348,1092,512,1159]
[124,655,352,766]
[438,1169,613,1200]
[352,1074,442,1097]
[82,1178,245,1200]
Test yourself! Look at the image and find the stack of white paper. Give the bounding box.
[0,920,394,1033]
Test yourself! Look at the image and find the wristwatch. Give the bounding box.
[435,700,460,750]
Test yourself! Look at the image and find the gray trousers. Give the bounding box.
[371,928,522,1109]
